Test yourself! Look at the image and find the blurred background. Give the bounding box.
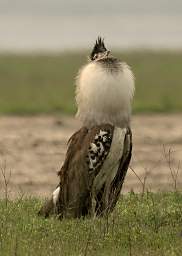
[0,0,182,114]
[1,0,182,51]
[0,0,181,196]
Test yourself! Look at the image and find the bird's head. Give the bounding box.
[90,37,110,61]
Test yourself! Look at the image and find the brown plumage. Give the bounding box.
[38,124,132,218]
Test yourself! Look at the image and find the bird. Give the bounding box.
[38,37,135,219]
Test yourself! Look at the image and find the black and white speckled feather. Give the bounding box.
[87,130,112,172]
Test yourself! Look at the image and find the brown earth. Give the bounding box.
[0,114,181,199]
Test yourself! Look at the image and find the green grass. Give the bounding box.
[0,192,182,255]
[0,51,182,115]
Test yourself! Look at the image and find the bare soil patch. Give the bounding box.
[0,114,181,198]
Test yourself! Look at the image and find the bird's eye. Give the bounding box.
[93,53,98,60]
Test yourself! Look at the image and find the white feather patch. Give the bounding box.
[76,61,135,128]
[52,186,60,206]
[90,143,98,153]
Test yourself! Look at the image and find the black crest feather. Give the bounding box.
[90,37,107,60]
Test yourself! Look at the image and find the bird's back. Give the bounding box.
[55,124,132,218]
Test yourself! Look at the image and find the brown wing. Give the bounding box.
[38,127,89,218]
[57,124,114,218]
[38,125,132,218]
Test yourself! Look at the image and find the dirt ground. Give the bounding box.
[0,114,181,199]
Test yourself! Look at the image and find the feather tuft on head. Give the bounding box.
[90,37,107,60]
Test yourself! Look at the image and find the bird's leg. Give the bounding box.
[38,186,60,218]
[90,189,97,218]
[91,198,97,218]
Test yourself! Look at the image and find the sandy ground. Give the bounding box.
[0,114,181,199]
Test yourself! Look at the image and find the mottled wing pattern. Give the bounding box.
[55,124,114,218]
[87,130,112,173]
[38,124,132,218]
